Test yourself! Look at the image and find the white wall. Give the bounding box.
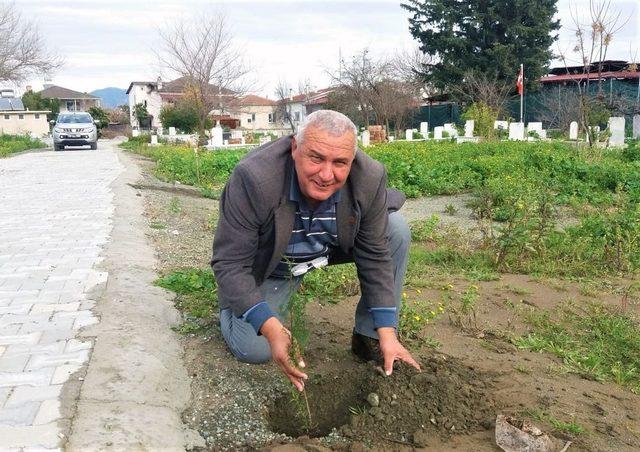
[0,111,50,136]
[128,84,162,128]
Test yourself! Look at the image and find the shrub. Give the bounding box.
[461,102,498,139]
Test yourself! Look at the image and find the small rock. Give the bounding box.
[366,392,380,407]
[413,429,430,448]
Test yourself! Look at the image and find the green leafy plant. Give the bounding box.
[0,134,47,158]
[515,302,640,393]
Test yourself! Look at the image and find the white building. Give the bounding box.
[0,89,50,137]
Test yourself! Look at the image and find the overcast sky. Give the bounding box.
[15,0,640,98]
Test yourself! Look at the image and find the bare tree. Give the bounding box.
[274,79,295,132]
[557,0,631,145]
[391,46,434,95]
[0,2,62,84]
[327,49,420,134]
[157,11,252,145]
[453,71,512,119]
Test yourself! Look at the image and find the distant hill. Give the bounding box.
[90,87,128,109]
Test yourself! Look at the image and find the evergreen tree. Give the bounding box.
[401,0,560,92]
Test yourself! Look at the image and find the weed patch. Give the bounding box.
[155,268,217,323]
[515,303,640,393]
[0,134,46,158]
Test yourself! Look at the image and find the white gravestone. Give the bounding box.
[608,117,625,147]
[361,130,370,147]
[210,126,223,146]
[150,135,158,145]
[464,120,474,137]
[539,130,547,139]
[168,127,176,136]
[405,129,413,141]
[509,122,525,140]
[443,123,458,137]
[434,126,444,139]
[569,121,579,140]
[388,136,395,142]
[132,129,140,137]
[527,122,543,136]
[494,120,508,130]
[633,115,640,139]
[420,122,429,136]
[156,127,163,136]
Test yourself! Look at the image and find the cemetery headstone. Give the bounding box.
[527,122,543,136]
[210,126,223,146]
[633,115,640,139]
[405,129,413,141]
[464,120,474,137]
[132,129,140,137]
[168,127,176,136]
[509,122,525,141]
[608,117,625,147]
[150,135,158,145]
[156,127,163,136]
[444,123,458,137]
[434,126,444,139]
[420,122,429,136]
[494,120,508,130]
[569,121,578,140]
[361,130,370,147]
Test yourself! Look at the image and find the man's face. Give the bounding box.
[291,125,355,207]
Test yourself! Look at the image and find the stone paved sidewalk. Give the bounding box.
[0,145,123,450]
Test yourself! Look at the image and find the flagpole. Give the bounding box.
[520,64,524,123]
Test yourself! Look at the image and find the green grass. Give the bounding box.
[155,268,217,322]
[522,408,585,435]
[0,134,46,158]
[120,139,248,191]
[515,303,640,393]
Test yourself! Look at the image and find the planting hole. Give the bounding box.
[267,367,373,438]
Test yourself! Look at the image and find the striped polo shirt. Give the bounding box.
[240,163,398,334]
[270,165,340,277]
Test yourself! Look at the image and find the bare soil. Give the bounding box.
[125,149,640,451]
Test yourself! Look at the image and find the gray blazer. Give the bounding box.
[211,135,402,317]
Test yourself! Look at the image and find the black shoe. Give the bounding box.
[351,330,383,364]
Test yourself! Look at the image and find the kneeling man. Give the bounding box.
[211,110,419,390]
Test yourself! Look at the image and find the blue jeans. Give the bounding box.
[219,211,410,364]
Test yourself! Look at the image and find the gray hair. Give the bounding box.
[296,110,358,153]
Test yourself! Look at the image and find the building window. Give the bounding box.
[247,118,252,124]
[3,114,9,120]
[144,100,147,107]
[18,114,24,119]
[35,114,40,119]
[66,101,74,111]
[294,112,300,122]
[251,113,256,121]
[268,113,274,123]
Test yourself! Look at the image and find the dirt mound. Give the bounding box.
[267,352,497,448]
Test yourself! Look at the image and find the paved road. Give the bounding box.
[0,143,123,449]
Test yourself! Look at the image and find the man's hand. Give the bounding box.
[260,317,308,391]
[377,327,421,376]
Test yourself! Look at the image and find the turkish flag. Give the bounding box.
[516,65,524,95]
